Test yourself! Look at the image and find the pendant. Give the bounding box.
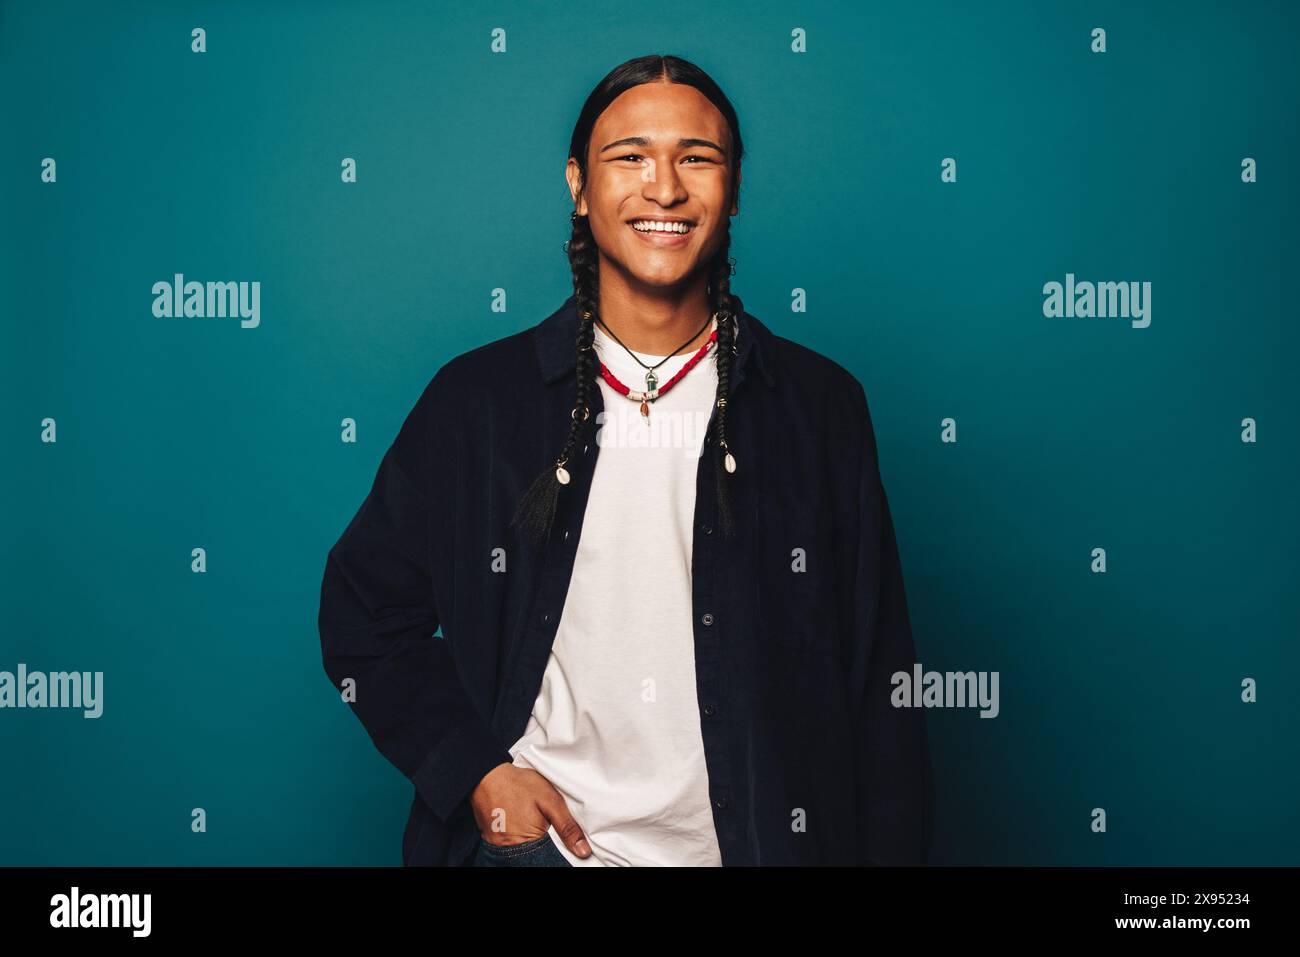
[639,399,649,419]
[645,369,658,392]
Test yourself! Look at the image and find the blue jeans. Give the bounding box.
[472,832,574,867]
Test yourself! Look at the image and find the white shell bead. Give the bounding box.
[724,452,737,473]
[556,465,571,485]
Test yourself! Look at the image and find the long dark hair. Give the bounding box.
[510,54,746,545]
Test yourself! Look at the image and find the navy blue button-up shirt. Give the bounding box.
[317,295,934,866]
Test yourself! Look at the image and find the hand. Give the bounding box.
[471,763,592,858]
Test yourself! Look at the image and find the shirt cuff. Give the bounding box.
[411,714,515,823]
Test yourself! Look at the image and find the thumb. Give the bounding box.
[536,789,591,858]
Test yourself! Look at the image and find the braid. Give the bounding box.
[707,228,742,542]
[512,212,745,546]
[510,213,599,545]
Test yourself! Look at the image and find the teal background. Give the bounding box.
[2,0,1296,865]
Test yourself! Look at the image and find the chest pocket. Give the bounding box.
[755,494,843,657]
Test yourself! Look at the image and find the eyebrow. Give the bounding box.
[599,135,727,157]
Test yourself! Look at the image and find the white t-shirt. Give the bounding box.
[506,317,727,866]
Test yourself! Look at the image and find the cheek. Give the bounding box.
[692,224,725,257]
[591,218,631,254]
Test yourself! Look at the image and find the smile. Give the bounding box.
[627,219,695,246]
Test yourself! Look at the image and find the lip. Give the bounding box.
[626,220,695,247]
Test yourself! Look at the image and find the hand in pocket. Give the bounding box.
[471,763,592,857]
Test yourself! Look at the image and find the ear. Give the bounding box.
[565,158,587,216]
[731,166,741,216]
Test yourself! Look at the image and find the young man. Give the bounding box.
[317,54,933,867]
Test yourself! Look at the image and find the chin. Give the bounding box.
[628,269,695,290]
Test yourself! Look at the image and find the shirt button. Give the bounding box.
[563,529,569,541]
[714,796,730,810]
[701,613,714,626]
[703,703,717,717]
[701,523,713,536]
[541,611,550,623]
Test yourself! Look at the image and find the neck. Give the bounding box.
[594,268,715,356]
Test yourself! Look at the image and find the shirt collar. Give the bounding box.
[533,295,776,390]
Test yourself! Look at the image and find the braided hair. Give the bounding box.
[511,54,746,545]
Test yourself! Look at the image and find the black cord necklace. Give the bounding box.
[595,313,716,393]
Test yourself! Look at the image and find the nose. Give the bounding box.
[640,154,687,206]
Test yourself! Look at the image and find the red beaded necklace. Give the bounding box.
[596,328,717,421]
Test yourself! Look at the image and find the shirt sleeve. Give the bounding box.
[846,381,936,864]
[317,373,514,824]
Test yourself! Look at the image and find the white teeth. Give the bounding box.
[631,220,691,233]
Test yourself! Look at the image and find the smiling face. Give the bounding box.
[567,80,740,293]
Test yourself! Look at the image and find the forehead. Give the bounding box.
[593,81,730,147]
